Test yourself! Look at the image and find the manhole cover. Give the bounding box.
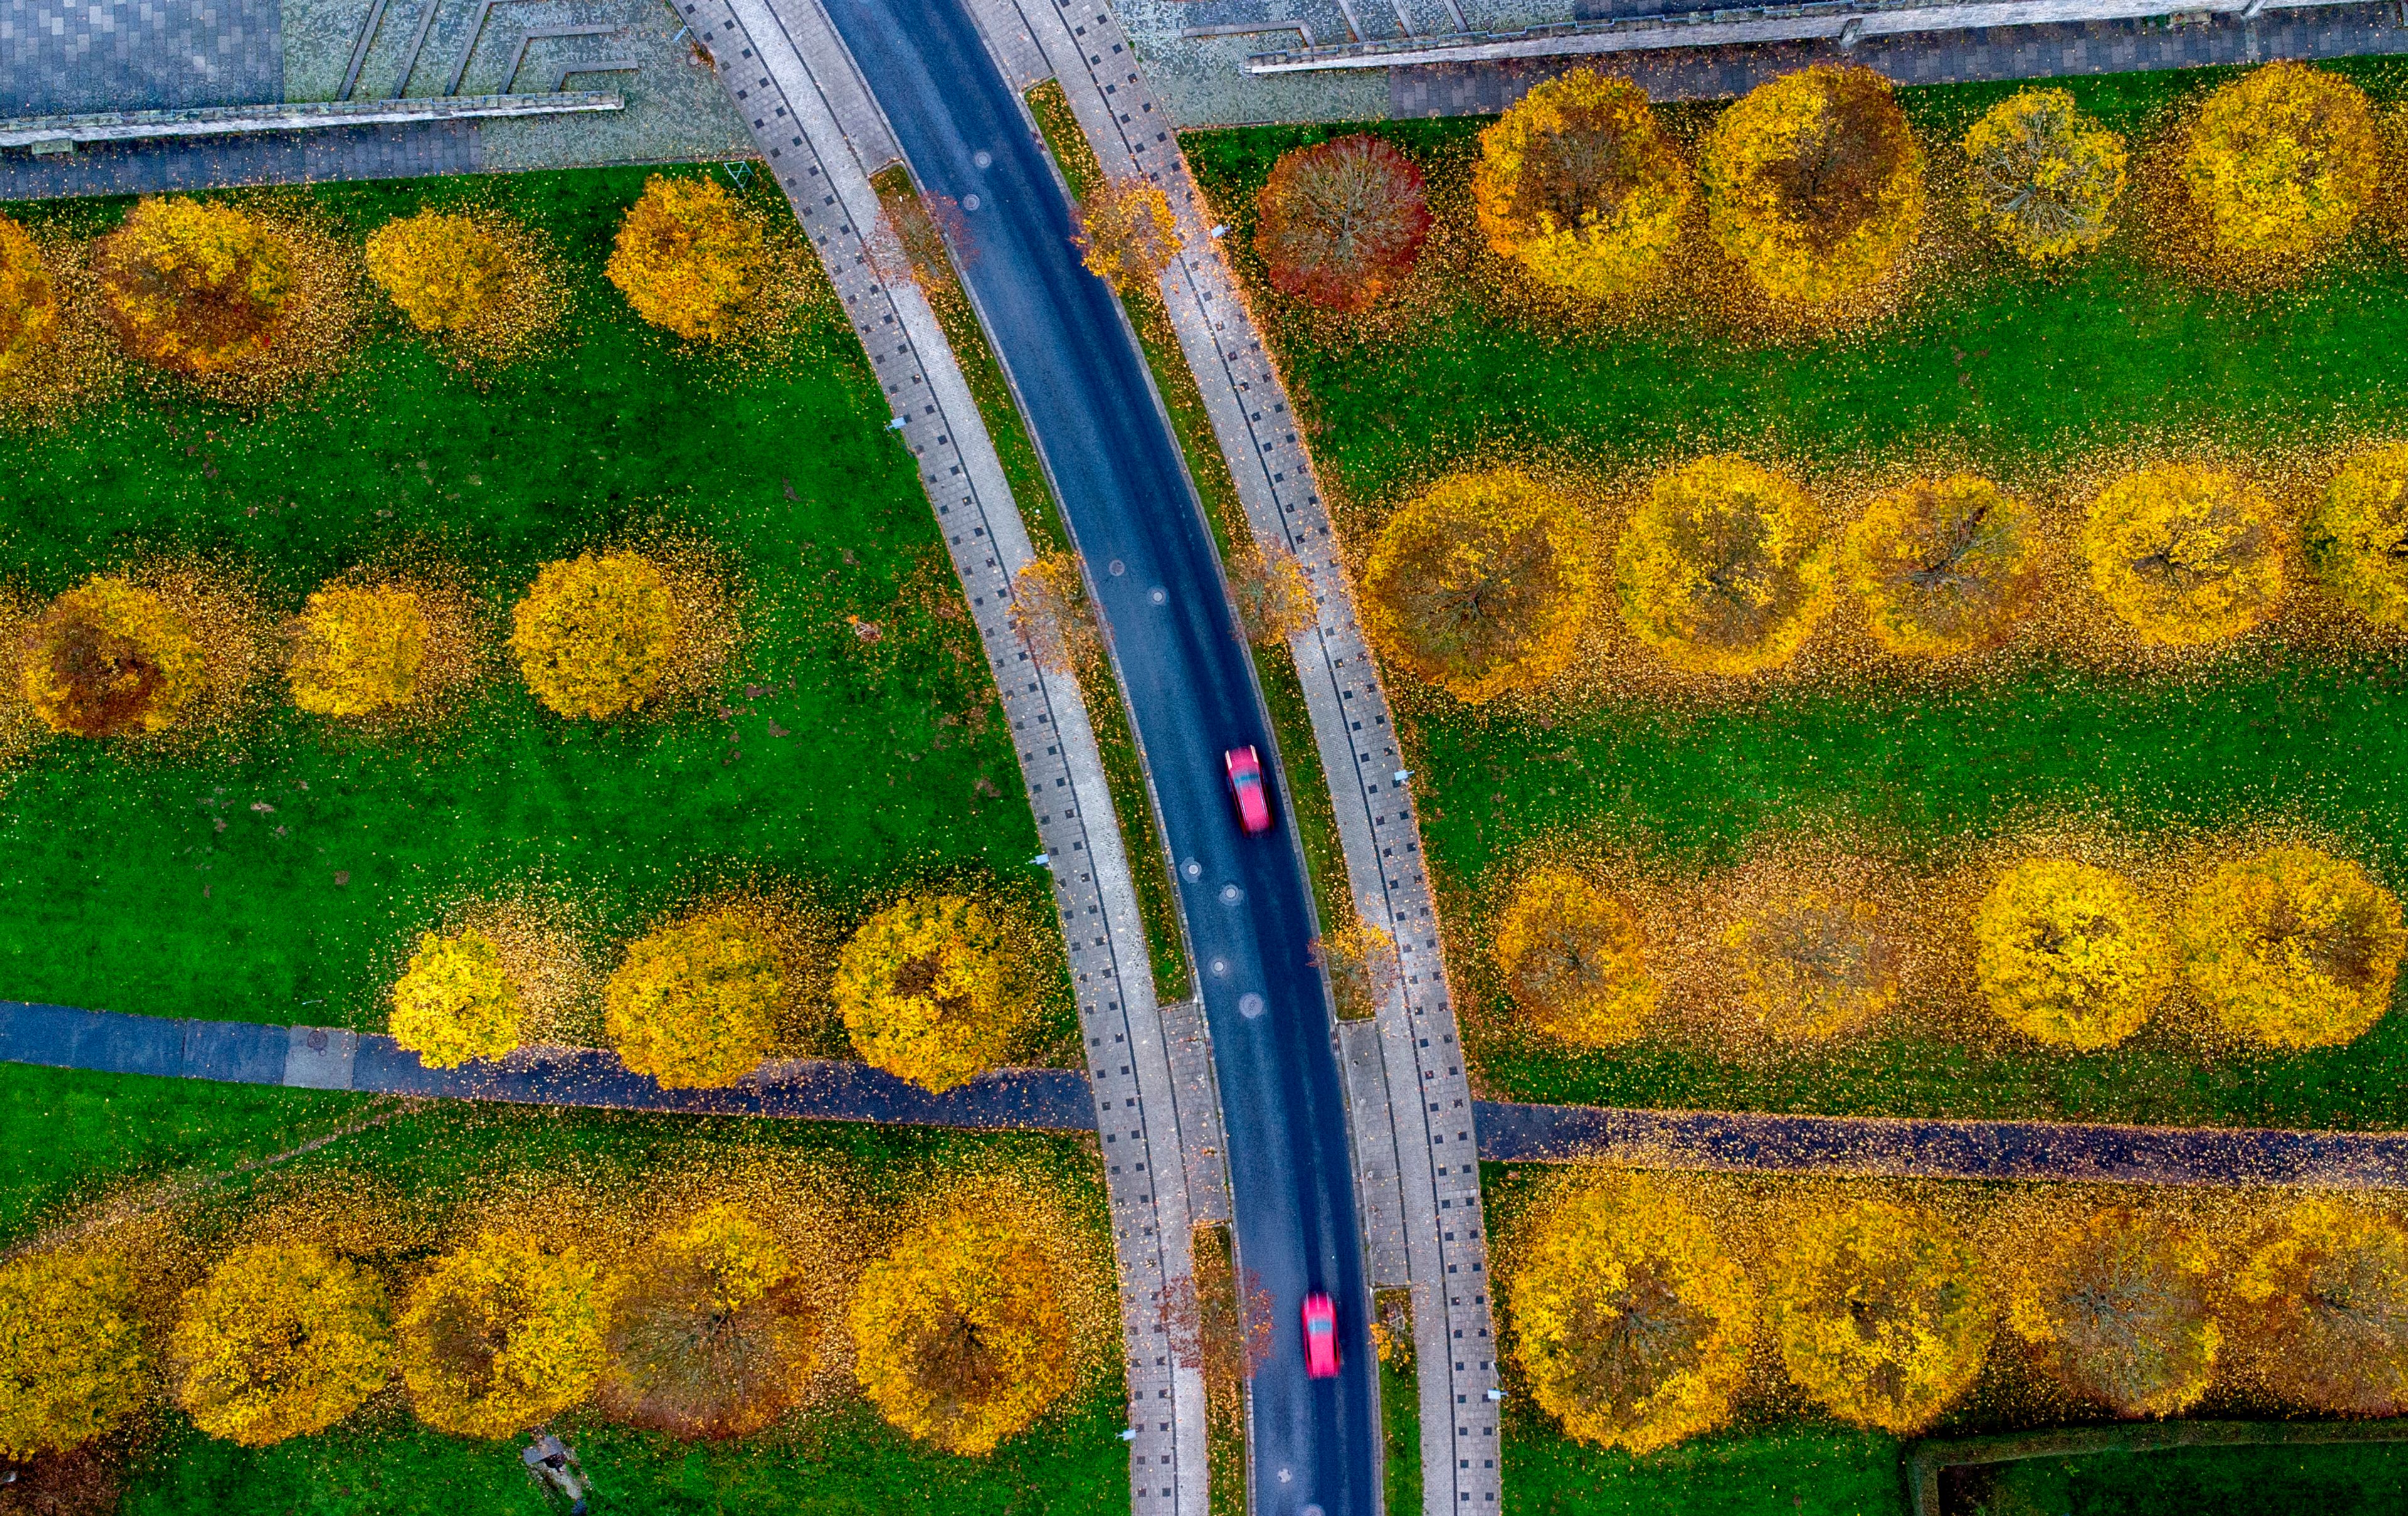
[1238,993,1265,1019]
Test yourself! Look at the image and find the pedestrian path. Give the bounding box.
[1388,0,2408,116]
[19,998,2408,1190]
[0,1000,1096,1129]
[1476,1100,2408,1189]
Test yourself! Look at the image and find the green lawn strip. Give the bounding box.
[108,1103,1124,1515]
[1381,1354,1422,1516]
[869,165,1194,1002]
[0,1061,374,1244]
[1958,1439,2408,1516]
[127,1395,1131,1516]
[1023,85,1353,948]
[1503,1421,1904,1516]
[0,167,1080,1069]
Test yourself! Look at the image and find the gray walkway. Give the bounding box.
[1475,1100,2408,1189]
[1391,1,2408,114]
[23,999,2408,1189]
[1,120,478,201]
[0,1000,1098,1128]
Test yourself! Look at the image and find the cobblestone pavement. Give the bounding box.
[1390,2,2408,112]
[2,0,283,115]
[0,120,479,200]
[961,0,1503,1507]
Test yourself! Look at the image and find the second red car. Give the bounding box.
[1302,1292,1338,1379]
[1225,745,1271,834]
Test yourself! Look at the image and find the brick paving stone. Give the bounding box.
[2,0,284,115]
[1388,1,2408,113]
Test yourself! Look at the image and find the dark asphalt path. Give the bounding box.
[0,1001,1096,1128]
[806,1,1378,1510]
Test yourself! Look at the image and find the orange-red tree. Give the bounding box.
[2007,1208,2219,1418]
[1254,135,1432,312]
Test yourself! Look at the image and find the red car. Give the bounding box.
[1225,745,1271,835]
[1302,1292,1338,1379]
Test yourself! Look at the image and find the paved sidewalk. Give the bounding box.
[1480,1100,2408,1189]
[672,0,1226,1509]
[0,1000,1097,1127]
[961,1,1501,1507]
[1390,0,2408,115]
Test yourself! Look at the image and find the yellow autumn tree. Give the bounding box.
[1724,888,1898,1042]
[1843,474,2045,659]
[169,1241,391,1446]
[1962,89,2128,263]
[287,583,431,718]
[389,927,524,1069]
[1973,858,2172,1051]
[2081,464,2285,648]
[2007,1207,2219,1418]
[1227,540,1319,646]
[2308,442,2408,628]
[1472,70,1694,302]
[20,575,206,738]
[397,1231,604,1439]
[607,176,767,342]
[850,1199,1076,1455]
[604,908,785,1090]
[510,551,682,719]
[1362,469,1600,704]
[2180,63,2380,281]
[1012,552,1099,676]
[1700,66,1925,310]
[365,208,559,363]
[0,1251,148,1461]
[1507,1174,1755,1454]
[1617,455,1831,677]
[599,1205,820,1438]
[1494,866,1657,1047]
[1074,179,1183,295]
[2177,845,2404,1050]
[1312,920,1401,1021]
[1768,1198,1993,1434]
[2229,1198,2408,1414]
[834,893,1033,1093]
[93,198,296,375]
[0,214,60,388]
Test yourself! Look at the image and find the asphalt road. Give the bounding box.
[809,1,1378,1510]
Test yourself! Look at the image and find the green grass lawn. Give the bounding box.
[1183,64,2408,1128]
[0,1061,372,1243]
[1960,1440,2408,1515]
[1504,1420,1903,1516]
[0,167,1057,1047]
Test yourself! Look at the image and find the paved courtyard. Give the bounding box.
[2,0,284,115]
